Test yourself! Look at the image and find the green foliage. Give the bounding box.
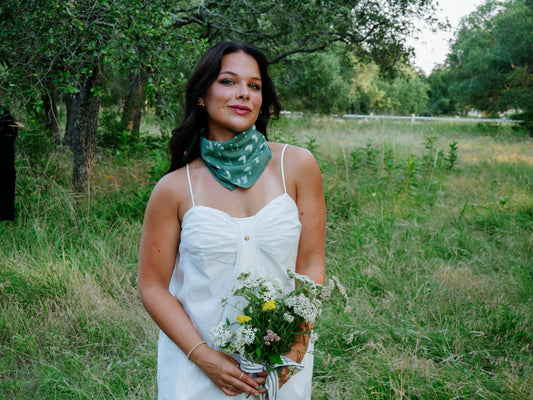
[347,61,431,116]
[0,0,438,124]
[15,128,55,164]
[445,140,459,171]
[270,47,431,116]
[96,109,170,172]
[444,0,533,123]
[422,135,442,169]
[344,134,458,216]
[0,0,442,194]
[271,50,352,114]
[426,66,457,116]
[381,70,430,115]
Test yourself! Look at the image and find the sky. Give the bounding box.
[409,0,486,75]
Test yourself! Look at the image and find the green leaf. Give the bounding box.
[267,353,283,365]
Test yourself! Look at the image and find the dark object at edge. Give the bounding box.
[0,106,21,221]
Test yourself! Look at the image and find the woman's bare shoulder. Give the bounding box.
[270,142,317,171]
[149,164,190,204]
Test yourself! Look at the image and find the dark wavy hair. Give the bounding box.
[167,41,281,173]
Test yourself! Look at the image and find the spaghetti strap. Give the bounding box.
[186,164,195,207]
[281,144,289,194]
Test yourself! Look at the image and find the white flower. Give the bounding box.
[259,277,283,301]
[288,270,321,297]
[329,276,352,313]
[285,294,322,323]
[319,279,335,302]
[290,271,315,286]
[233,325,257,356]
[210,323,234,348]
[283,312,295,323]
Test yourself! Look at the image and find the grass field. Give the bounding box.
[1,116,532,399]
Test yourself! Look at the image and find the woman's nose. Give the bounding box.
[236,83,249,99]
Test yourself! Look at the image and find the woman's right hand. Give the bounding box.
[190,346,267,397]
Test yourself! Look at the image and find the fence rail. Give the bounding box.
[281,111,524,124]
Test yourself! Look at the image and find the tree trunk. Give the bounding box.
[120,68,148,138]
[72,63,102,193]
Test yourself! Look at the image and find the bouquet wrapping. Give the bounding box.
[238,354,302,400]
[210,270,350,400]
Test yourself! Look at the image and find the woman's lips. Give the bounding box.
[229,105,252,115]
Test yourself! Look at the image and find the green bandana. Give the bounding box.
[200,125,272,191]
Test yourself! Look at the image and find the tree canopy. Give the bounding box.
[437,0,533,119]
[0,0,437,191]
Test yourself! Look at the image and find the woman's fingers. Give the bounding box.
[195,350,258,396]
[194,348,268,396]
[277,366,292,388]
[251,374,266,386]
[215,354,264,396]
[221,383,243,396]
[231,369,267,395]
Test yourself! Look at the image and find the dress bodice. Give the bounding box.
[170,191,301,342]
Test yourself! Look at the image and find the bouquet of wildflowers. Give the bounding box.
[210,270,350,399]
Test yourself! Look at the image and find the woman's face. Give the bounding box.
[201,51,263,141]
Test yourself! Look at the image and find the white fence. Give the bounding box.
[281,111,523,124]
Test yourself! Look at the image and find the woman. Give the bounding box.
[138,41,326,400]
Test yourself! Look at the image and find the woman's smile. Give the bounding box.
[228,105,252,115]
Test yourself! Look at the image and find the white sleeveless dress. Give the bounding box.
[157,144,314,400]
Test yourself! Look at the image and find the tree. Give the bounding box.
[383,68,429,115]
[446,0,533,120]
[0,0,437,193]
[271,47,352,114]
[114,1,204,138]
[118,0,438,131]
[0,0,199,192]
[0,1,119,191]
[171,0,436,67]
[492,0,533,120]
[426,66,457,116]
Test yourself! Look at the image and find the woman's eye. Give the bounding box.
[249,83,261,91]
[221,79,235,85]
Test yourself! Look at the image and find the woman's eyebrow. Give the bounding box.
[218,70,262,81]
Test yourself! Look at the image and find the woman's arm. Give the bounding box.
[138,173,265,397]
[292,147,326,285]
[282,146,326,374]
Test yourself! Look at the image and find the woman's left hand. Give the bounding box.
[277,366,293,388]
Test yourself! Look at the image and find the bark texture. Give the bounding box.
[120,68,148,137]
[72,63,103,193]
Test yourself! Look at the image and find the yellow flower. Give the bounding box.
[236,315,252,324]
[262,300,276,311]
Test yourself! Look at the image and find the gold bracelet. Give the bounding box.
[186,340,207,360]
